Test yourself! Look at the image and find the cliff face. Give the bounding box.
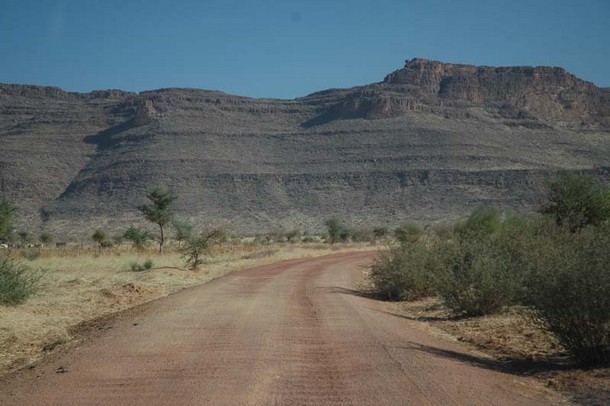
[323,58,610,128]
[1,59,609,236]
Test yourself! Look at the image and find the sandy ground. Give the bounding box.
[0,251,566,405]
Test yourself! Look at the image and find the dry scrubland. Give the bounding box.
[0,243,376,375]
[364,174,610,405]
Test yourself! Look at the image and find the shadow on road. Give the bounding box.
[405,342,572,376]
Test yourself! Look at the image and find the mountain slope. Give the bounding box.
[1,59,609,236]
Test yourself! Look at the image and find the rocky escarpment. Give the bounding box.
[317,58,610,128]
[1,59,609,236]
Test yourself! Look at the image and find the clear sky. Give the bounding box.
[1,0,609,99]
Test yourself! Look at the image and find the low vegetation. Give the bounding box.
[128,258,154,272]
[369,174,610,366]
[181,228,225,270]
[0,256,41,306]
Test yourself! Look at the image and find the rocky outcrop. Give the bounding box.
[132,100,158,126]
[378,58,610,127]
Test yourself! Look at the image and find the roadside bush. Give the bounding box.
[435,211,531,316]
[373,227,389,239]
[0,256,41,306]
[435,235,517,316]
[394,223,422,244]
[369,239,437,301]
[129,258,154,272]
[525,223,610,366]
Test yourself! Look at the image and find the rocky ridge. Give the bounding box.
[0,59,609,236]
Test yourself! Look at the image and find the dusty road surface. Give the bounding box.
[1,251,565,405]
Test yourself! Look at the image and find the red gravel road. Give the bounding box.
[1,251,565,405]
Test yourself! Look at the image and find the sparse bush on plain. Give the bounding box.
[123,226,150,250]
[92,228,109,249]
[325,217,343,244]
[181,229,225,270]
[0,256,41,306]
[129,258,154,272]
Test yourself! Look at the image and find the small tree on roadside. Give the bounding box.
[325,217,343,244]
[181,229,225,270]
[0,199,16,242]
[138,187,177,254]
[123,225,150,251]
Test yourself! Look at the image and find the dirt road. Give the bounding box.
[1,251,564,405]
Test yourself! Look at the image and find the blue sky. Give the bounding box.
[1,0,609,98]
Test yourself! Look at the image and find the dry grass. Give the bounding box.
[0,243,376,375]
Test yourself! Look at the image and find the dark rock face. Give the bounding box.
[1,59,609,236]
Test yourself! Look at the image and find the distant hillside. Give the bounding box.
[1,59,609,237]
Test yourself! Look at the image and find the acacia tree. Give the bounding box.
[138,187,177,253]
[0,199,16,242]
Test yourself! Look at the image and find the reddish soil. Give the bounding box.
[0,252,566,405]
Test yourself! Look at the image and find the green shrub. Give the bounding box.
[369,240,437,301]
[454,208,501,237]
[435,212,532,316]
[394,223,422,244]
[100,240,114,249]
[435,236,518,316]
[143,258,154,270]
[124,225,150,250]
[0,256,41,306]
[128,258,154,272]
[525,223,610,366]
[540,173,610,232]
[325,217,343,244]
